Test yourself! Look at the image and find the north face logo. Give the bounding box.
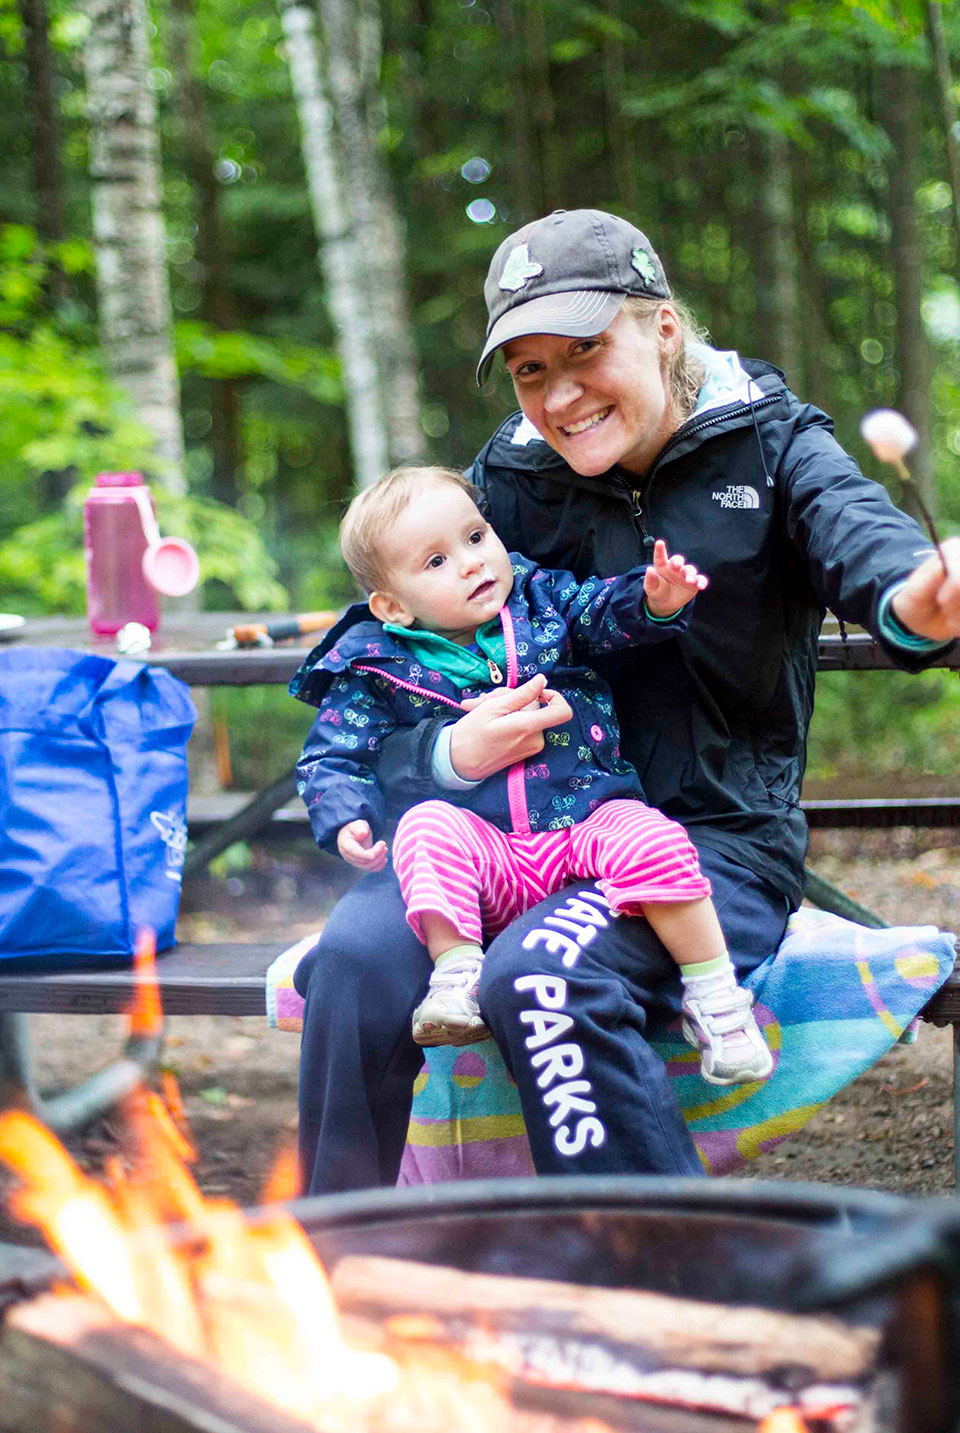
[712,485,760,509]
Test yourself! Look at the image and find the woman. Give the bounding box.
[294,208,960,1194]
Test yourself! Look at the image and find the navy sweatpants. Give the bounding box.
[295,845,790,1195]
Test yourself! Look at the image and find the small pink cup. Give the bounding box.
[130,488,200,597]
[142,537,200,597]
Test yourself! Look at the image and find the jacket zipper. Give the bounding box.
[499,606,531,836]
[352,664,464,711]
[636,392,782,525]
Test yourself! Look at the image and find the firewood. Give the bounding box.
[330,1254,881,1384]
[0,1291,750,1433]
[0,1291,316,1433]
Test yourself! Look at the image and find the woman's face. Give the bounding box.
[501,305,681,479]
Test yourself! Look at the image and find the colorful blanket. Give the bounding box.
[266,909,955,1183]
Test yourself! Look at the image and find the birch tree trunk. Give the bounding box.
[880,64,933,507]
[83,0,185,494]
[278,0,390,489]
[315,0,424,465]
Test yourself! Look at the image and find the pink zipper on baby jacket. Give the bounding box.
[499,605,531,835]
[352,665,465,712]
[353,604,532,835]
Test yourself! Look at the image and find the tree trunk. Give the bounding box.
[496,0,538,223]
[600,0,634,211]
[278,0,390,489]
[880,63,933,507]
[19,0,65,245]
[925,0,960,279]
[788,145,830,410]
[753,129,800,383]
[166,0,241,505]
[83,0,186,494]
[316,0,424,465]
[524,0,561,213]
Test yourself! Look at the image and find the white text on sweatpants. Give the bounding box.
[514,887,611,1158]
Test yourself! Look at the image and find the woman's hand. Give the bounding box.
[890,537,960,644]
[643,538,708,618]
[449,674,573,781]
[337,820,388,872]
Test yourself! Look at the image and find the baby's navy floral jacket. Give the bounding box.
[289,555,687,852]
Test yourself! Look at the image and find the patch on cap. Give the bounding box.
[631,247,657,284]
[499,244,544,293]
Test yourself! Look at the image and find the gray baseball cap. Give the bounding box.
[476,208,671,384]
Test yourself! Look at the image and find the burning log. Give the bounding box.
[0,1290,318,1433]
[0,1287,718,1433]
[331,1255,884,1426]
[331,1255,879,1382]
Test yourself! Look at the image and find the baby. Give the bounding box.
[291,466,773,1087]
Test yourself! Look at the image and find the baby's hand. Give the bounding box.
[337,819,388,873]
[643,538,708,618]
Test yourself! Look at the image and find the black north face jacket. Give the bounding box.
[380,359,947,907]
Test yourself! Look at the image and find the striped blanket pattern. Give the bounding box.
[266,909,955,1183]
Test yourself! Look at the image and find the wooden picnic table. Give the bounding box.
[14,611,960,876]
[17,612,960,680]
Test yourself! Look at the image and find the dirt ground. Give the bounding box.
[16,826,960,1223]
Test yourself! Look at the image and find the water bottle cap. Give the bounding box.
[95,471,145,487]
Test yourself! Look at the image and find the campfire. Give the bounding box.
[0,936,947,1433]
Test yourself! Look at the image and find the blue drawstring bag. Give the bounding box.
[0,647,196,964]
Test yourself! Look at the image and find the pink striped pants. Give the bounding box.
[392,798,712,947]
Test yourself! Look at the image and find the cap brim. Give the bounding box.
[475,290,627,385]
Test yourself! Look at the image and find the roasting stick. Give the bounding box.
[860,409,949,575]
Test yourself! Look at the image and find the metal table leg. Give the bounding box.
[183,768,298,879]
[0,1010,162,1135]
[803,867,886,928]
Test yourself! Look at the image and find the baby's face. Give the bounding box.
[372,482,514,643]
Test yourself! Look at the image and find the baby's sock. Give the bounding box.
[679,951,736,989]
[433,942,484,971]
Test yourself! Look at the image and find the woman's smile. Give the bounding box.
[560,406,613,437]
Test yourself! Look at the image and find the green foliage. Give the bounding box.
[0,223,287,613]
[3,0,960,784]
[175,321,342,403]
[807,669,960,781]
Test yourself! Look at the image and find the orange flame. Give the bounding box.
[127,927,163,1039]
[0,926,406,1425]
[0,928,572,1432]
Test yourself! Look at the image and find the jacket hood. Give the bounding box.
[289,603,408,707]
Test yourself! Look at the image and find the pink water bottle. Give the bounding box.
[83,472,161,635]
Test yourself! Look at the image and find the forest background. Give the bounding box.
[1,0,959,802]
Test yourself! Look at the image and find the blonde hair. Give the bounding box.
[340,465,479,594]
[621,295,708,424]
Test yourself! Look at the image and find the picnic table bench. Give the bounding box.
[2,616,959,1180]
